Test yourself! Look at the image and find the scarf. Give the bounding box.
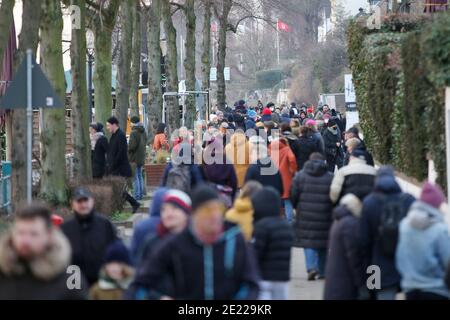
[90,132,104,150]
[327,127,338,135]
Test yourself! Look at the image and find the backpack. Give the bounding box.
[166,164,191,193]
[378,194,409,258]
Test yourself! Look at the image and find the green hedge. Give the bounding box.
[347,14,448,190]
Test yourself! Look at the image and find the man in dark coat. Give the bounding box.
[0,203,88,299]
[128,185,260,300]
[324,194,367,300]
[106,116,141,212]
[128,116,148,201]
[322,119,341,172]
[252,187,294,299]
[360,166,415,300]
[290,153,333,280]
[61,188,118,286]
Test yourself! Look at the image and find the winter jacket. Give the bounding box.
[161,162,204,189]
[271,112,281,124]
[61,211,118,286]
[225,132,250,188]
[322,128,340,159]
[153,133,169,151]
[324,194,366,300]
[0,229,88,300]
[245,118,256,131]
[202,157,238,198]
[91,133,108,178]
[128,223,260,300]
[396,201,450,298]
[269,139,297,199]
[280,114,291,124]
[128,124,148,167]
[360,175,415,289]
[253,216,294,282]
[296,135,319,171]
[245,157,284,197]
[330,158,377,204]
[130,188,168,265]
[290,159,334,249]
[260,114,272,123]
[90,266,134,300]
[107,128,132,177]
[310,131,325,155]
[225,197,254,241]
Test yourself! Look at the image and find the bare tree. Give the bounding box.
[129,0,141,119]
[201,0,212,92]
[0,0,14,76]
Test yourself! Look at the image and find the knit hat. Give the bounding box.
[247,110,257,119]
[191,184,220,211]
[104,240,132,265]
[262,108,272,116]
[251,187,281,222]
[163,189,192,214]
[377,165,395,178]
[420,182,446,209]
[305,119,316,126]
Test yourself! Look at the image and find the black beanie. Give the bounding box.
[251,187,281,222]
[191,184,220,211]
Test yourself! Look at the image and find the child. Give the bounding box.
[89,240,134,300]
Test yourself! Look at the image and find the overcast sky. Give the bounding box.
[343,0,368,15]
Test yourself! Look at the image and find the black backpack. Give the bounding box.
[378,194,409,258]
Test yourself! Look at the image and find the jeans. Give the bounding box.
[258,281,289,300]
[284,199,294,223]
[133,165,144,200]
[376,286,398,300]
[304,248,327,277]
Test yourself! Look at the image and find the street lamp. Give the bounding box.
[86,29,95,122]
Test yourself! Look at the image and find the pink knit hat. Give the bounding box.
[420,182,446,209]
[305,119,316,126]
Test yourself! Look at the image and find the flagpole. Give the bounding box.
[276,19,280,65]
[26,49,32,204]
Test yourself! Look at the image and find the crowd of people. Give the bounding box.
[1,100,450,301]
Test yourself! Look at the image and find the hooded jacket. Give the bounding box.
[90,265,134,300]
[225,132,250,188]
[130,188,168,264]
[225,197,254,241]
[128,123,148,167]
[360,174,415,289]
[290,159,333,249]
[324,194,366,300]
[269,138,298,199]
[396,201,450,298]
[245,157,284,197]
[202,154,238,198]
[128,222,259,300]
[0,229,88,299]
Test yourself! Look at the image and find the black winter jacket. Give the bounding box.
[128,223,260,300]
[290,160,334,249]
[245,157,284,197]
[324,195,366,300]
[296,136,319,170]
[61,211,118,285]
[92,135,108,178]
[107,128,132,177]
[253,217,294,281]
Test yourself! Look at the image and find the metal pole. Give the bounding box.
[88,55,93,122]
[26,49,33,204]
[276,20,280,65]
[445,87,450,202]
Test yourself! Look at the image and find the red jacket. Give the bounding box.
[270,138,297,199]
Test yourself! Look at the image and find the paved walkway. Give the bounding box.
[289,248,324,300]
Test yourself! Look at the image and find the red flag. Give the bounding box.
[277,19,290,32]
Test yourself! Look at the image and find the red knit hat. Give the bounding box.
[262,108,272,115]
[163,190,192,214]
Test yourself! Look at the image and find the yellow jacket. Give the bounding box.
[225,197,254,241]
[225,132,250,188]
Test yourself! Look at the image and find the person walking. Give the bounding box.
[269,137,298,223]
[153,123,170,152]
[61,187,118,286]
[0,203,88,299]
[322,119,341,172]
[396,182,450,300]
[360,166,415,300]
[330,149,377,204]
[89,122,108,179]
[128,185,259,300]
[296,126,319,171]
[89,240,135,300]
[106,116,141,213]
[252,187,294,300]
[324,194,367,300]
[225,130,251,189]
[128,116,147,201]
[290,153,333,281]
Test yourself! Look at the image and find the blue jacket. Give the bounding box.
[130,188,168,265]
[245,118,256,131]
[396,201,450,297]
[360,175,415,289]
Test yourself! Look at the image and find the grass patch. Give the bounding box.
[111,211,132,222]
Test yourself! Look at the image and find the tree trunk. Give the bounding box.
[129,0,141,119]
[11,0,42,206]
[116,0,133,130]
[201,0,211,92]
[184,0,196,128]
[216,0,232,109]
[146,0,162,140]
[0,0,14,76]
[70,0,92,180]
[161,0,179,132]
[39,0,67,204]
